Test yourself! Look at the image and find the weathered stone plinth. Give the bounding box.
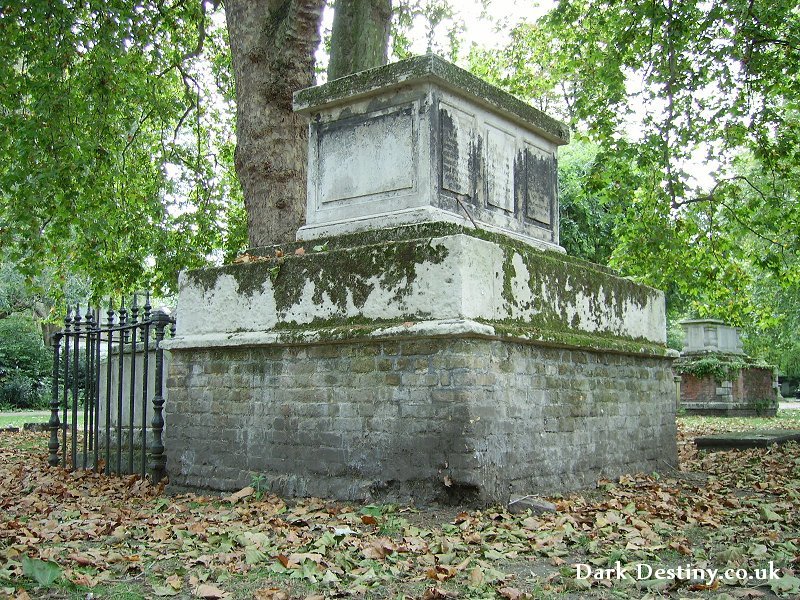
[163,225,678,504]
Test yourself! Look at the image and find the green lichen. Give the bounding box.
[185,234,449,321]
[270,238,448,315]
[496,241,657,336]
[293,54,569,145]
[185,222,663,348]
[484,320,672,357]
[184,262,275,298]
[219,318,671,357]
[274,314,426,333]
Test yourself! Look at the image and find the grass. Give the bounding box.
[0,410,85,430]
[0,410,50,429]
[680,408,800,433]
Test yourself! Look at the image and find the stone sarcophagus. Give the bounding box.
[163,56,677,505]
[294,54,569,251]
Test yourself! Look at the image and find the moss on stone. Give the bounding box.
[293,54,569,145]
[493,236,657,336]
[184,222,662,345]
[219,317,671,358]
[185,234,449,320]
[270,238,449,314]
[484,321,672,357]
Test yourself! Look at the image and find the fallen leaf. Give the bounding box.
[194,583,228,599]
[426,565,457,581]
[67,552,94,566]
[422,587,458,599]
[770,574,800,596]
[166,574,182,590]
[66,571,97,588]
[21,557,61,586]
[152,584,181,597]
[498,587,530,600]
[468,566,484,586]
[294,247,306,256]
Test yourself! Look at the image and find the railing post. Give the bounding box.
[82,306,94,469]
[116,299,127,473]
[48,333,63,467]
[128,294,139,475]
[140,293,152,480]
[104,301,115,475]
[61,310,72,466]
[149,309,171,483]
[71,305,81,469]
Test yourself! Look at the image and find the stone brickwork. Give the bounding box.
[165,337,677,505]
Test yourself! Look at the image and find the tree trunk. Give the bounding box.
[328,0,392,80]
[225,0,325,248]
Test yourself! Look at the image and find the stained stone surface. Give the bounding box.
[681,319,744,355]
[170,226,668,351]
[695,430,800,450]
[160,57,678,506]
[293,54,569,251]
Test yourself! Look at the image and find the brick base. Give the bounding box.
[165,337,677,505]
[680,366,777,417]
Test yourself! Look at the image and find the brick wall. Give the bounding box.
[680,366,776,416]
[165,338,677,505]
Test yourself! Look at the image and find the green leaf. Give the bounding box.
[759,505,783,523]
[21,556,61,587]
[359,505,384,517]
[244,546,266,565]
[151,584,181,597]
[770,574,800,597]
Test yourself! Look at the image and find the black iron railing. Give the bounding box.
[47,294,175,482]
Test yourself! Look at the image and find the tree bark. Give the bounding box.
[225,0,325,248]
[328,0,392,80]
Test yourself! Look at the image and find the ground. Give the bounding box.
[0,411,799,600]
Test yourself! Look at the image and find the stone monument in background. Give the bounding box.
[162,55,678,505]
[676,319,778,417]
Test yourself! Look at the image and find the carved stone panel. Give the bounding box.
[485,123,516,213]
[439,103,475,199]
[525,145,556,227]
[318,105,415,205]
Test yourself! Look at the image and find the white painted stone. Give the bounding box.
[169,233,667,351]
[175,271,278,335]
